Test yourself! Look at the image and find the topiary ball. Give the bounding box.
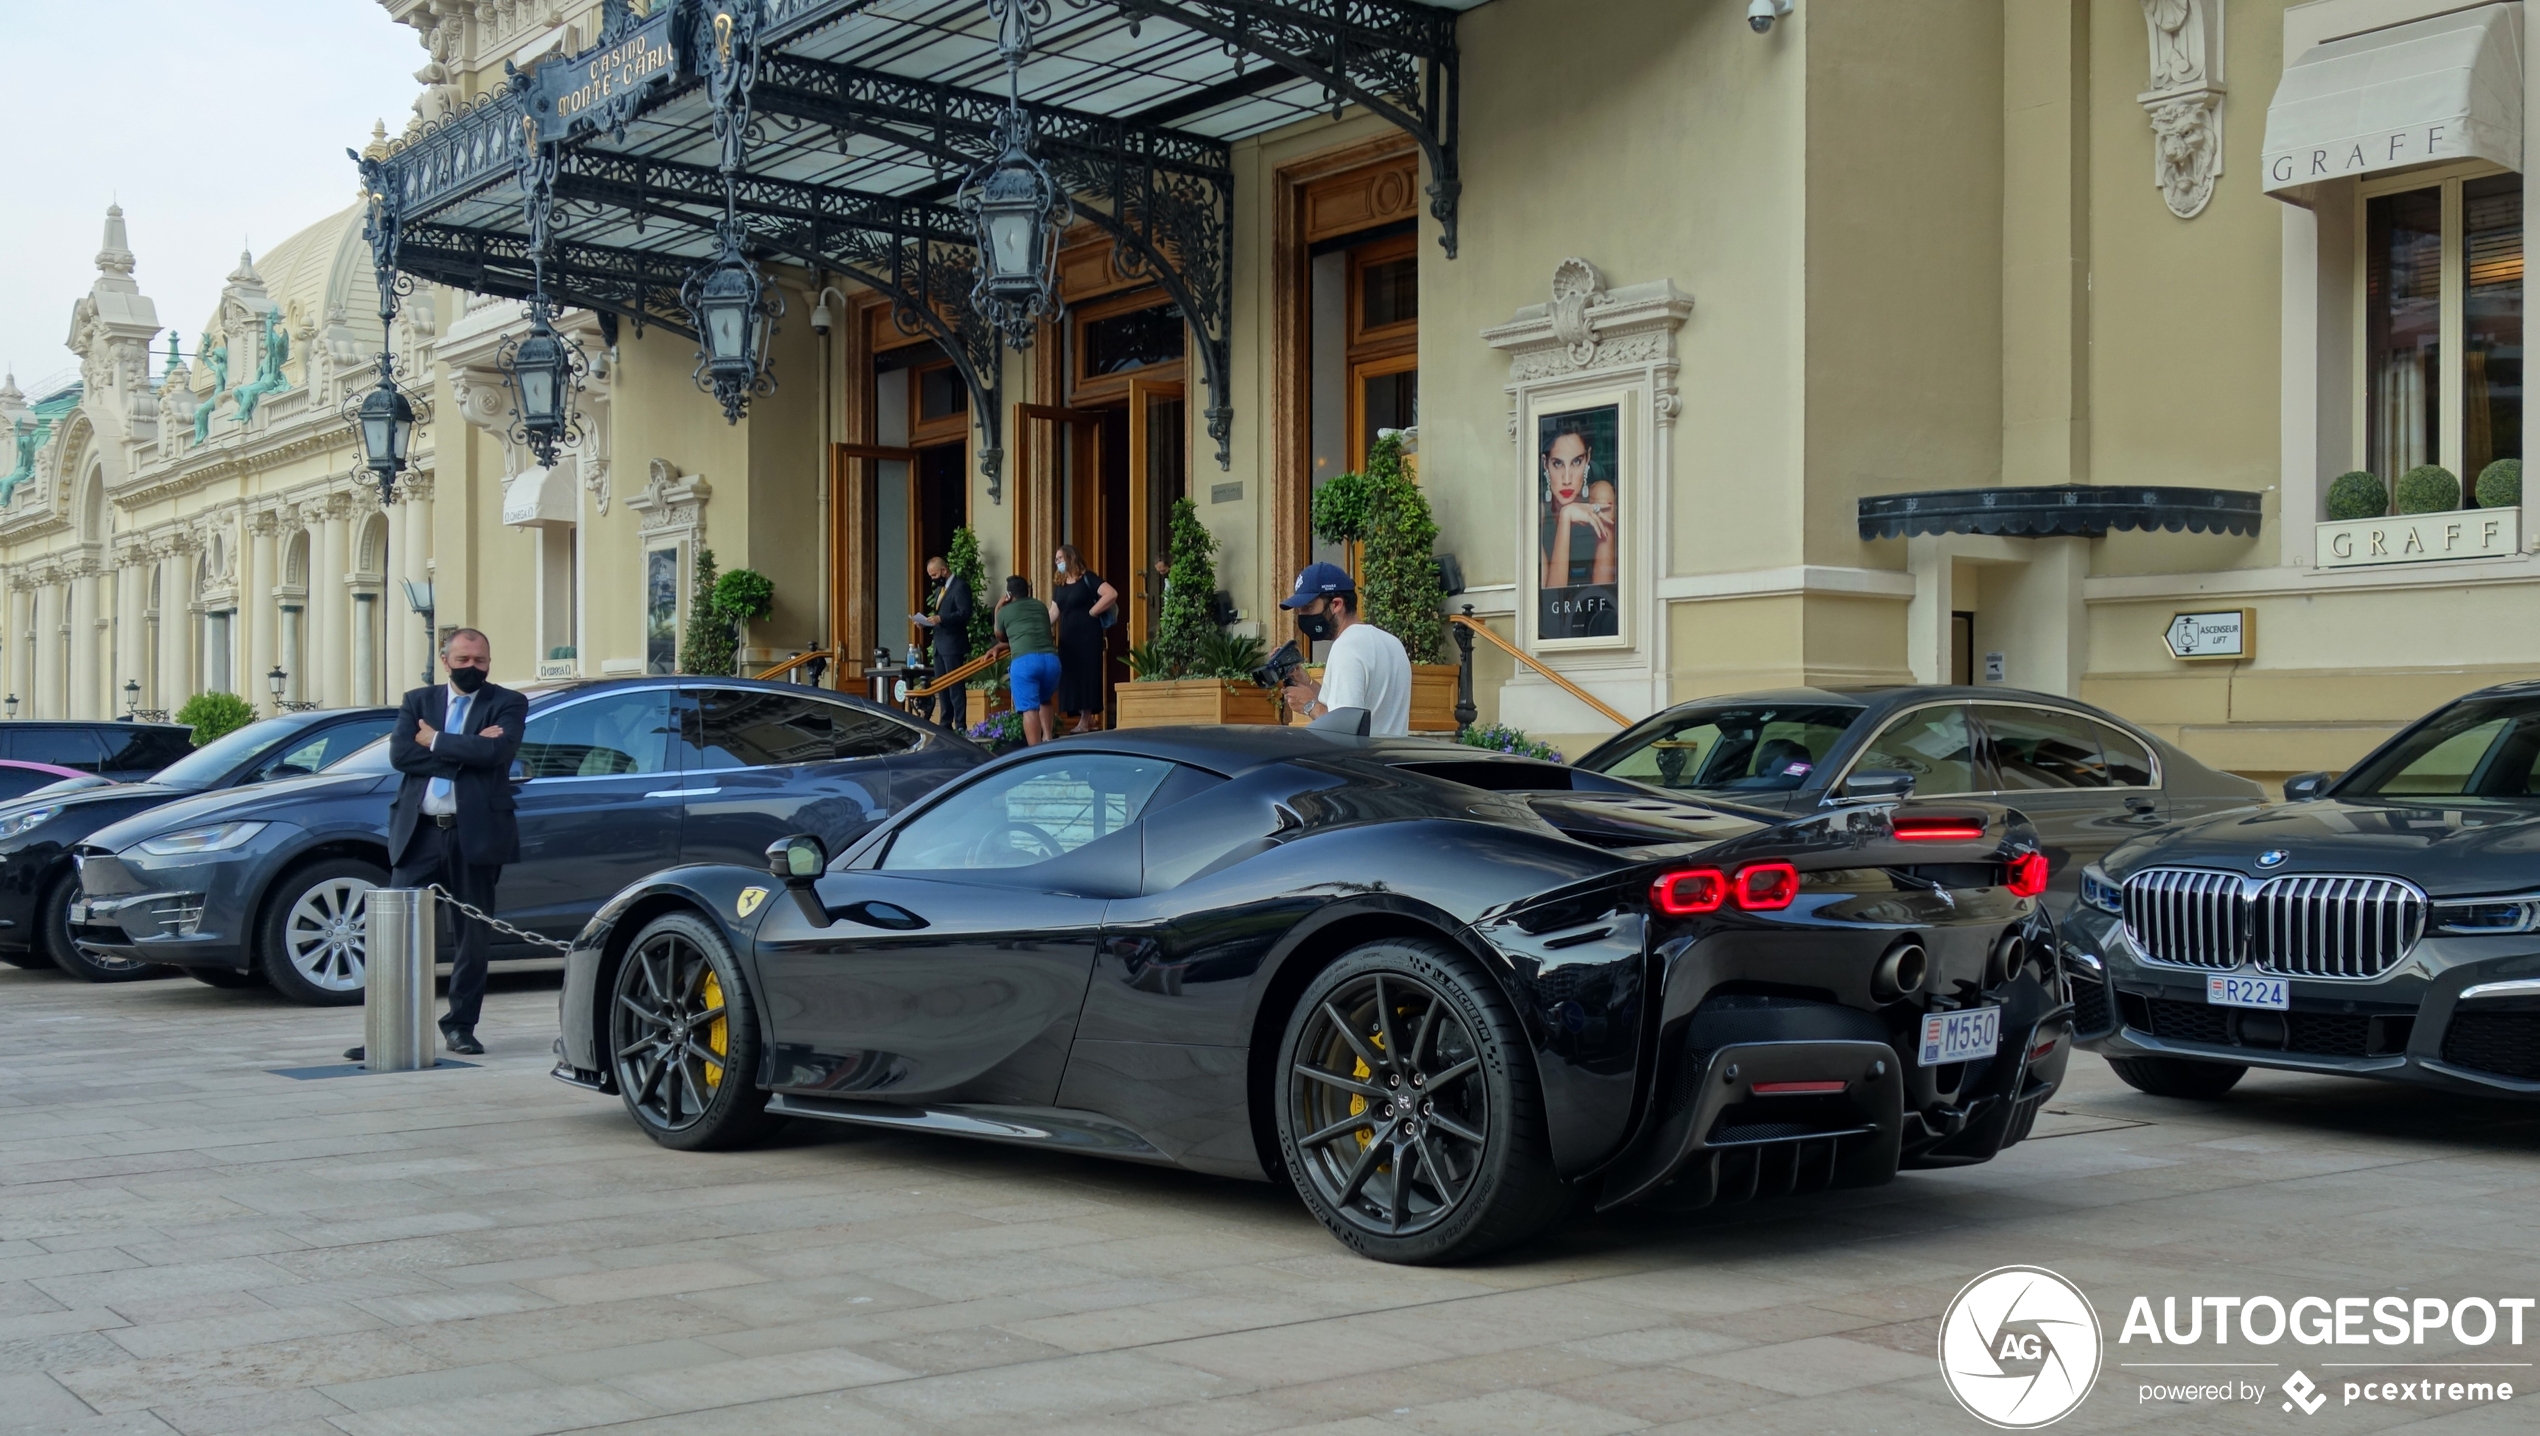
[2324,470,2387,521]
[2477,458,2522,509]
[2393,464,2460,515]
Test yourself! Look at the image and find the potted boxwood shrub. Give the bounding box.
[2477,459,2521,509]
[1350,433,1459,732]
[1114,499,1282,728]
[2393,464,2461,515]
[2324,471,2386,522]
[945,527,1006,724]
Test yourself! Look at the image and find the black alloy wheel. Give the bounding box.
[1276,938,1564,1264]
[609,911,786,1151]
[39,875,172,983]
[2107,1055,2246,1099]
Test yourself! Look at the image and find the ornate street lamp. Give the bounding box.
[355,379,416,502]
[7,694,21,720]
[959,1,1070,348]
[268,665,287,706]
[123,679,139,717]
[342,159,423,509]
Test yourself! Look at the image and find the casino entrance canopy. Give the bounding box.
[352,0,1472,480]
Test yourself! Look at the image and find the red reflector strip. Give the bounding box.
[2027,1039,2057,1062]
[1751,1080,1849,1095]
[1892,818,1987,841]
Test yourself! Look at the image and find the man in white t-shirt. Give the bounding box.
[1278,561,1413,736]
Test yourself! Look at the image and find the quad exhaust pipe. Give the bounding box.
[1871,939,1927,1004]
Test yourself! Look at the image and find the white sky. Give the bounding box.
[0,2,423,401]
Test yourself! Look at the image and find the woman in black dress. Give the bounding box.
[1050,544,1118,733]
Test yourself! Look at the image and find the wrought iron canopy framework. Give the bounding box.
[356,0,1472,482]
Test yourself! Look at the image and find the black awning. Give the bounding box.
[1857,485,2265,541]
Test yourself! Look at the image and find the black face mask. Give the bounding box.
[1295,610,1337,643]
[447,664,489,694]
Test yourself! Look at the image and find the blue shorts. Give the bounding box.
[1009,651,1062,710]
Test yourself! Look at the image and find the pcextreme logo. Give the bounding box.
[1938,1266,2103,1429]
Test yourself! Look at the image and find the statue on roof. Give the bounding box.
[191,333,229,449]
[230,308,290,425]
[1,418,43,506]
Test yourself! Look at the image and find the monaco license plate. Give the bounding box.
[1919,1007,2001,1066]
[2207,973,2289,1010]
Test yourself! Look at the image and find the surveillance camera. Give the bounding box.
[810,302,834,337]
[1748,0,1790,33]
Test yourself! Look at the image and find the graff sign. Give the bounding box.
[529,10,685,144]
[2316,509,2522,569]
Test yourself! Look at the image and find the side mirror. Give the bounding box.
[766,834,833,927]
[2282,771,2334,802]
[508,759,532,785]
[1837,769,1915,803]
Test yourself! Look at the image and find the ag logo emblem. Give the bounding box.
[735,887,768,918]
[2257,849,2290,869]
[1939,1265,2101,1428]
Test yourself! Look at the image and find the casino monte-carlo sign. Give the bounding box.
[528,7,687,144]
[2316,509,2523,569]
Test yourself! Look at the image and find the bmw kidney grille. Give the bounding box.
[2121,867,2427,979]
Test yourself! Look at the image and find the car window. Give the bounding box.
[1982,706,2117,790]
[1849,706,1980,797]
[518,691,675,778]
[2371,715,2507,796]
[98,727,195,773]
[2093,721,2156,787]
[262,719,395,781]
[1590,703,1861,793]
[10,729,108,773]
[883,752,1180,871]
[685,689,917,770]
[0,767,65,802]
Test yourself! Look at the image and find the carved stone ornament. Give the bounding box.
[1481,258,1693,440]
[628,458,709,541]
[2139,0,2225,219]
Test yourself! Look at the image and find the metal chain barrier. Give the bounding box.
[421,883,576,953]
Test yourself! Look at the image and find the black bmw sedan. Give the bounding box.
[70,679,981,1005]
[1577,686,2264,909]
[2070,681,2540,1100]
[556,724,2073,1264]
[0,708,393,983]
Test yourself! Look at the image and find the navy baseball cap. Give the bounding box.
[1280,561,1356,609]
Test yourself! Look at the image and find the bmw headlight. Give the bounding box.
[2080,863,2124,916]
[2432,895,2540,935]
[0,805,64,841]
[135,821,267,857]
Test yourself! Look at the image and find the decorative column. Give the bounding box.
[68,562,98,719]
[317,497,352,706]
[245,511,278,710]
[4,580,26,711]
[157,543,192,707]
[399,473,435,689]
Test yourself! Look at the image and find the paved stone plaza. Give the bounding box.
[3,964,2535,1436]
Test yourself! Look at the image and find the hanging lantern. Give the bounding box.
[959,105,1069,348]
[355,376,416,505]
[682,221,781,423]
[498,310,584,467]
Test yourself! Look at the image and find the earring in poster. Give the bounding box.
[1538,404,1620,639]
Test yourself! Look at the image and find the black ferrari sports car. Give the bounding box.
[2070,681,2540,1101]
[555,723,2073,1263]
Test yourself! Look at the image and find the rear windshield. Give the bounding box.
[1585,702,1864,794]
[2342,697,2540,801]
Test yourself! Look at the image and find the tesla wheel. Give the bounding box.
[2107,1055,2246,1099]
[609,911,785,1152]
[1276,937,1564,1264]
[39,876,171,983]
[186,968,262,990]
[256,860,383,1006]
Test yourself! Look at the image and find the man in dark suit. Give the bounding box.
[912,555,971,730]
[385,627,526,1055]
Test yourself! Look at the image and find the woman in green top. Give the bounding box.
[994,575,1063,745]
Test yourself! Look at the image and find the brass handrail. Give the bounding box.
[1448,613,1630,728]
[906,644,1009,700]
[754,649,833,681]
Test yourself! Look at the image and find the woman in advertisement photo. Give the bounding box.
[1538,408,1619,639]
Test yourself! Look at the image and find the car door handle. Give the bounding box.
[643,786,723,799]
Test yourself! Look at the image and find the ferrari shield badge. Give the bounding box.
[736,887,768,918]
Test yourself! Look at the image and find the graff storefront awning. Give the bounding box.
[358,0,1476,483]
[1857,486,2266,541]
[2263,2,2523,198]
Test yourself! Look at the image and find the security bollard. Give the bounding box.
[363,889,436,1071]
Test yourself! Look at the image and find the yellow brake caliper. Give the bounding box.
[700,969,728,1088]
[1350,1023,1388,1164]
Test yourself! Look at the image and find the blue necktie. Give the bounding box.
[429,693,470,809]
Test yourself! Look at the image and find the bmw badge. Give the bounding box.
[2256,849,2289,869]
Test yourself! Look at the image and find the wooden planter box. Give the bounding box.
[1114,678,1282,729]
[965,687,1009,728]
[1410,663,1459,732]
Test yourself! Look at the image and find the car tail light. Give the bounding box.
[2005,850,2050,899]
[1892,815,1987,841]
[1650,861,1803,915]
[1752,1079,1848,1095]
[1650,869,1727,915]
[1735,861,1799,911]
